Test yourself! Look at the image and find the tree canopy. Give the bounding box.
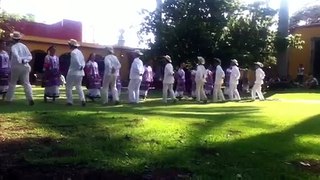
[290,4,320,28]
[219,1,277,67]
[140,0,304,69]
[140,0,239,67]
[0,6,35,38]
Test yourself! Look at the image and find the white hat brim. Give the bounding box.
[254,62,263,67]
[68,41,80,47]
[163,56,172,62]
[10,34,22,40]
[231,60,238,66]
[134,50,143,56]
[197,57,205,64]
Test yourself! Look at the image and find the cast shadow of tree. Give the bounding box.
[0,105,262,177]
[1,103,319,179]
[147,114,320,179]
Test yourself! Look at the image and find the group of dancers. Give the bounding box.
[0,31,156,106]
[0,31,266,106]
[159,56,266,103]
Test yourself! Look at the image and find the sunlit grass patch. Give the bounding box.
[0,87,320,179]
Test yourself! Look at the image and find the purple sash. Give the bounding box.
[191,71,196,91]
[205,70,214,91]
[116,76,122,90]
[176,68,185,92]
[85,61,101,89]
[141,66,153,91]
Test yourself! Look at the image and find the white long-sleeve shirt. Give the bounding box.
[163,63,175,84]
[255,68,265,84]
[10,42,32,67]
[229,65,241,85]
[129,57,144,80]
[68,48,85,76]
[215,65,225,85]
[104,54,121,76]
[195,64,207,83]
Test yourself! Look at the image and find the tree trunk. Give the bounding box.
[277,0,289,78]
[156,0,162,8]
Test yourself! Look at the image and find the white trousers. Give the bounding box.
[163,83,176,102]
[251,83,264,100]
[229,83,241,101]
[66,75,85,104]
[196,81,207,102]
[102,74,118,103]
[128,79,142,103]
[213,83,225,102]
[0,85,8,93]
[6,65,33,101]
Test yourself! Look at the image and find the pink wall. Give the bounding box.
[11,19,82,41]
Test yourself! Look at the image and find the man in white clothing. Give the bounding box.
[213,58,225,102]
[162,55,176,103]
[102,46,121,105]
[65,39,86,106]
[5,31,34,106]
[251,62,265,101]
[229,59,241,101]
[195,56,207,103]
[128,50,144,104]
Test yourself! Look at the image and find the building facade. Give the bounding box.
[289,24,320,79]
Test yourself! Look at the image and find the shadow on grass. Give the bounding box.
[204,114,320,179]
[1,99,320,179]
[0,104,263,179]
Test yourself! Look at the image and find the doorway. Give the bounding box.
[59,52,71,78]
[31,50,47,85]
[313,39,320,79]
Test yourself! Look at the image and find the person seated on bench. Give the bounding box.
[0,40,10,100]
[304,74,319,89]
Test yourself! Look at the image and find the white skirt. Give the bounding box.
[45,86,60,97]
[0,85,8,93]
[88,89,101,97]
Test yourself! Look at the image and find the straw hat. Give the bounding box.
[197,56,205,65]
[68,39,80,47]
[254,62,264,68]
[133,49,143,56]
[163,55,172,62]
[214,58,221,64]
[105,46,114,54]
[10,31,23,40]
[231,59,239,66]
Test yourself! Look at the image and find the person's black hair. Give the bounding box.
[13,39,20,43]
[47,45,56,53]
[88,53,96,61]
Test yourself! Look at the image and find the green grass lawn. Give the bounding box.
[1,87,320,179]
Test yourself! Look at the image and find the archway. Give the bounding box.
[31,50,47,85]
[95,54,104,78]
[59,52,71,78]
